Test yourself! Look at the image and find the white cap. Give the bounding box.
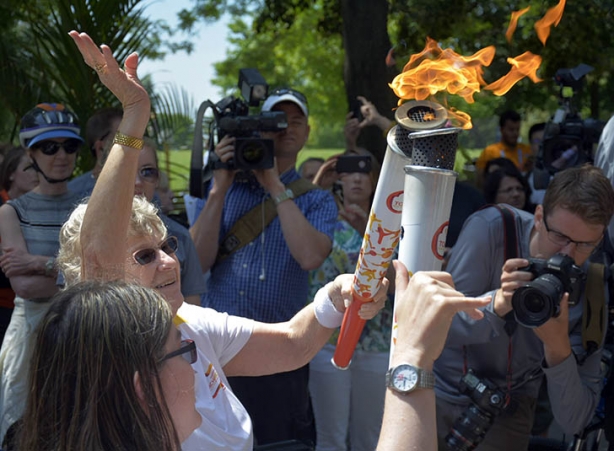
[262,89,308,117]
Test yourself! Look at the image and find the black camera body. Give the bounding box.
[534,64,605,190]
[512,253,585,328]
[213,68,288,171]
[445,370,506,451]
[216,107,287,171]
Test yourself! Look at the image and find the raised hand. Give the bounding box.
[68,31,150,135]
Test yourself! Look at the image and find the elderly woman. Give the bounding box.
[64,31,387,451]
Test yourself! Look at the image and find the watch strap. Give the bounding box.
[386,363,435,393]
[273,188,294,206]
[113,132,144,150]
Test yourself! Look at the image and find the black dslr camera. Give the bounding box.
[445,370,506,451]
[533,64,605,190]
[512,253,585,328]
[189,69,288,198]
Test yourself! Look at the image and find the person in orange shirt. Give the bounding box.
[475,110,532,180]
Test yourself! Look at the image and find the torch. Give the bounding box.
[332,101,451,369]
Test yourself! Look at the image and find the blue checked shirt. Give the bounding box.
[194,169,337,323]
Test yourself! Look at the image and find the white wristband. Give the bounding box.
[313,282,345,329]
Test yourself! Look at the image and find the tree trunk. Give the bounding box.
[340,0,398,162]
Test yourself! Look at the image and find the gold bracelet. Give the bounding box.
[113,132,144,150]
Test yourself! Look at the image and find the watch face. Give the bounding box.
[391,365,418,392]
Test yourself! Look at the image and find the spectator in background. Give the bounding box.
[190,88,338,446]
[298,157,324,183]
[526,122,548,205]
[483,166,535,213]
[475,110,532,181]
[309,147,393,451]
[0,103,82,442]
[156,170,175,215]
[0,146,38,204]
[0,145,39,344]
[68,107,122,196]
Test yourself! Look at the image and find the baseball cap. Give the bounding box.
[262,88,309,117]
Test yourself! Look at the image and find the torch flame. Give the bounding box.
[506,6,531,43]
[535,0,566,45]
[485,52,543,96]
[389,0,568,130]
[389,37,544,129]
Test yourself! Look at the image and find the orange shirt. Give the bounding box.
[475,141,532,173]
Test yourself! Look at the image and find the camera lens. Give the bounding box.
[240,142,264,163]
[524,293,545,313]
[512,274,563,328]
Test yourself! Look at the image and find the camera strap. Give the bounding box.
[463,204,519,407]
[216,178,319,262]
[582,262,607,357]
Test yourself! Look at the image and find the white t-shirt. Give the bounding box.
[175,303,254,451]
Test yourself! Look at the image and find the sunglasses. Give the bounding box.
[160,339,197,364]
[133,236,178,266]
[138,166,160,183]
[35,139,81,156]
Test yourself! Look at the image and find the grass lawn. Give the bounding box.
[161,147,482,194]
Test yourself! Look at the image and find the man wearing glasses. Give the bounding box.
[432,165,614,451]
[190,88,337,446]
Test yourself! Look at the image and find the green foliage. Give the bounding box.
[210,3,347,148]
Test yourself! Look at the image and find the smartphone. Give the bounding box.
[350,100,364,122]
[336,155,372,173]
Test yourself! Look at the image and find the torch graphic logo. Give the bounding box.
[431,221,449,260]
[386,191,404,214]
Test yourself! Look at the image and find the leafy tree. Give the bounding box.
[179,0,614,159]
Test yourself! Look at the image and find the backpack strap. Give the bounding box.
[216,178,319,262]
[583,262,607,356]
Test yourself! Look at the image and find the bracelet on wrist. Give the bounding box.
[113,132,144,150]
[313,282,344,328]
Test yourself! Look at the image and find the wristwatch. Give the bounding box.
[273,188,294,206]
[386,363,435,394]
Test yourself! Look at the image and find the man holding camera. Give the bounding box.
[433,165,614,450]
[190,88,337,446]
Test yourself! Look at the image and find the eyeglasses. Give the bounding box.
[138,166,160,183]
[497,186,525,195]
[34,139,81,156]
[133,236,178,266]
[160,339,197,364]
[542,215,602,253]
[270,88,309,108]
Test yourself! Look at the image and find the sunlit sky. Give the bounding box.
[139,0,231,108]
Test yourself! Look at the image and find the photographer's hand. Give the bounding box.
[344,112,361,150]
[533,294,572,367]
[357,96,393,132]
[494,258,532,317]
[212,135,238,193]
[312,156,341,190]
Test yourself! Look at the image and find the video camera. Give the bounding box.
[533,64,605,190]
[189,68,288,198]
